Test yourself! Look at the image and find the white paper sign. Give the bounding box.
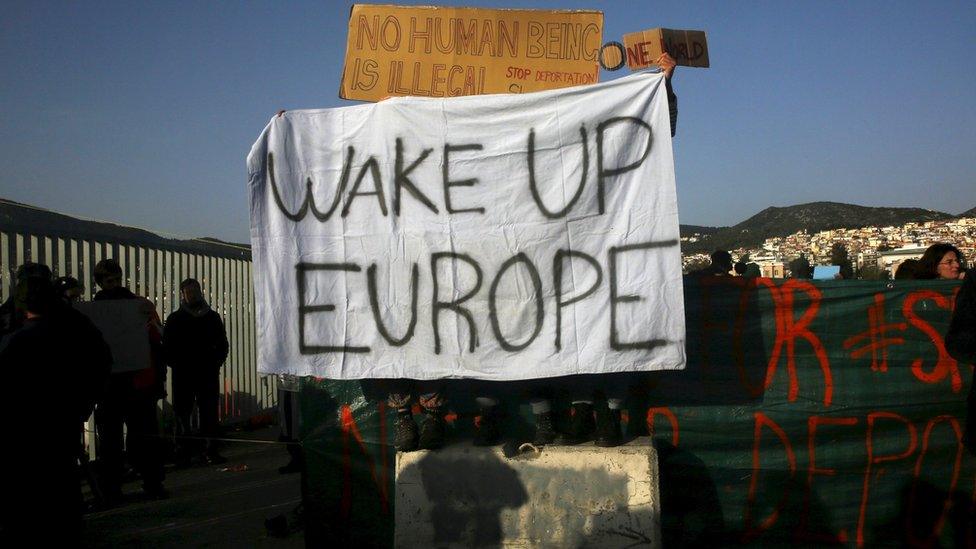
[247,71,685,380]
[76,300,150,373]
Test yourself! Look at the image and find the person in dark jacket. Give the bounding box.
[0,273,111,543]
[947,271,974,454]
[0,262,54,340]
[92,258,167,501]
[165,278,229,465]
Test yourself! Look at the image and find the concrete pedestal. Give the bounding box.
[395,437,660,548]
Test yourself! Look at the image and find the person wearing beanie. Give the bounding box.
[164,278,229,466]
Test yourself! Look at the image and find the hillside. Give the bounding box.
[682,201,954,253]
[0,198,251,259]
[679,224,723,238]
[959,206,976,218]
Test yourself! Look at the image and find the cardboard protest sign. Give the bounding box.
[76,300,150,373]
[248,71,685,380]
[623,28,709,69]
[340,4,603,101]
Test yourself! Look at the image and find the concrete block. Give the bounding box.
[395,438,660,548]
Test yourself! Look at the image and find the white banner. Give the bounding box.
[247,71,685,380]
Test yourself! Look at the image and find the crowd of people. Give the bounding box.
[0,259,230,543]
[689,243,969,281]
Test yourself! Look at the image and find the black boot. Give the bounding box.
[394,410,419,452]
[473,407,501,446]
[533,411,557,445]
[558,402,595,444]
[595,404,622,447]
[418,409,446,450]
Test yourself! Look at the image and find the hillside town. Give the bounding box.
[682,216,976,277]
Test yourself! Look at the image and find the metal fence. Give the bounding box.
[0,200,277,438]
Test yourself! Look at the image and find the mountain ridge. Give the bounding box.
[680,201,958,253]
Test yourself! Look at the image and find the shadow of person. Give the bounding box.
[520,460,650,547]
[293,381,348,546]
[408,451,528,546]
[654,439,726,547]
[400,446,665,547]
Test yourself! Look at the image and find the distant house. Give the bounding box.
[879,246,927,275]
[759,262,786,278]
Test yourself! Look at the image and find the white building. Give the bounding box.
[879,246,927,276]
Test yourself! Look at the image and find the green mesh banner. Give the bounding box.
[298,278,973,547]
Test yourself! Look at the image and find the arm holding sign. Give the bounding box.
[655,52,678,137]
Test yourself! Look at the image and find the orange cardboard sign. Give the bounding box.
[622,28,709,69]
[340,4,603,101]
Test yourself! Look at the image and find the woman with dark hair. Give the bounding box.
[913,243,966,280]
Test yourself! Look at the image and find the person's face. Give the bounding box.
[181,284,203,304]
[99,274,121,291]
[937,251,961,280]
[65,287,83,302]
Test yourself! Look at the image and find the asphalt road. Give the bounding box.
[81,427,304,547]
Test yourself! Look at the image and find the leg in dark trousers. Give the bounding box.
[965,380,976,455]
[172,368,197,465]
[125,393,165,494]
[197,371,222,461]
[95,373,130,501]
[277,387,303,473]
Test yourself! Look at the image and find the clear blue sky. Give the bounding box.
[2,0,974,242]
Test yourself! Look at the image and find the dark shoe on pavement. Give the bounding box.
[558,402,595,444]
[394,410,419,452]
[418,410,446,450]
[473,407,501,446]
[533,411,557,445]
[594,405,623,447]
